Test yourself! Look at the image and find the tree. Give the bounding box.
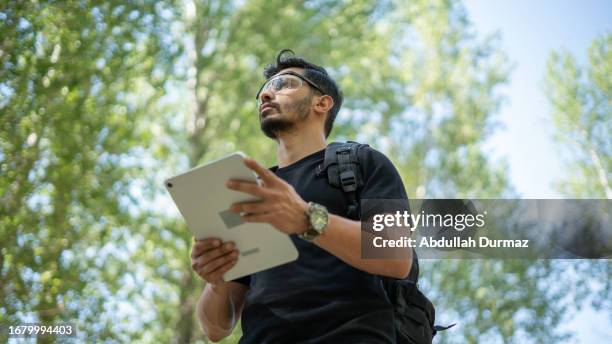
[545,33,611,199]
[0,1,177,341]
[544,32,612,326]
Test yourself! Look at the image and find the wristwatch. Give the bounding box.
[299,202,329,242]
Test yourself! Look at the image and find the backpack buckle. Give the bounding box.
[337,146,351,154]
[339,170,357,192]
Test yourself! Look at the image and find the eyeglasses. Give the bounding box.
[255,71,324,105]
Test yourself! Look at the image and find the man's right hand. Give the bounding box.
[191,238,240,286]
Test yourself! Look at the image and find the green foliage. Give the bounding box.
[0,0,177,341]
[544,33,611,198]
[544,33,612,327]
[1,0,607,343]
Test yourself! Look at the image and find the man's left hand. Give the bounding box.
[227,157,308,235]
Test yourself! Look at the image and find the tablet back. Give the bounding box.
[165,152,298,281]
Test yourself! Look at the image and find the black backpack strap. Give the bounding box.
[318,141,367,219]
[433,324,456,332]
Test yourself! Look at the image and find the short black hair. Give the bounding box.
[263,49,343,138]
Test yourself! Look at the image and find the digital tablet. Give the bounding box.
[164,152,299,281]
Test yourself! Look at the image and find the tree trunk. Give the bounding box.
[175,265,197,344]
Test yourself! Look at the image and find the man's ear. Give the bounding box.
[313,95,334,115]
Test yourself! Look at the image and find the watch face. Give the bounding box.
[310,207,328,232]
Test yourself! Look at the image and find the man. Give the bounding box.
[190,50,412,343]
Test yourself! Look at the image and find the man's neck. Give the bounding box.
[276,129,327,168]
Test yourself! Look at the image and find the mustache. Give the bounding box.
[259,102,280,116]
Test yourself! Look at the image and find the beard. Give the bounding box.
[260,94,312,139]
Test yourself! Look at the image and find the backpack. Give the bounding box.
[316,141,455,344]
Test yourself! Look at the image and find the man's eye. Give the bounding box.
[270,79,285,91]
[279,78,293,89]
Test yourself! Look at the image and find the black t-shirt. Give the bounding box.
[233,145,409,344]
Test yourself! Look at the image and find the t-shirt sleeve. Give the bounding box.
[358,146,411,220]
[358,146,416,270]
[230,274,251,287]
[358,146,409,200]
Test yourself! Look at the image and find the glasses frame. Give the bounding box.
[255,71,325,103]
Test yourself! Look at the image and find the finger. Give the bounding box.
[203,256,239,281]
[198,254,238,281]
[243,157,277,185]
[201,250,240,275]
[226,180,268,198]
[231,200,267,214]
[242,212,273,223]
[191,238,221,258]
[193,242,235,270]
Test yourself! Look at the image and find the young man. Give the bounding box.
[190,50,412,343]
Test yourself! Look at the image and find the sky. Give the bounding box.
[464,0,611,199]
[463,0,611,342]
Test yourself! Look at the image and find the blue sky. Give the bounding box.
[465,0,611,199]
[464,1,611,342]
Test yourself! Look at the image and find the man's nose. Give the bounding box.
[259,88,274,104]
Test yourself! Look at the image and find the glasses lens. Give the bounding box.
[257,75,303,104]
[269,78,285,92]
